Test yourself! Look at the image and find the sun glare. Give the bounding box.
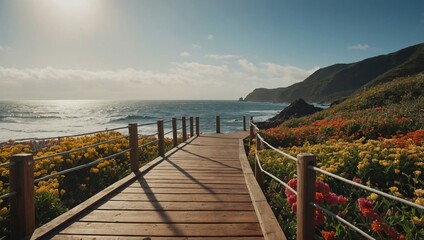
[52,0,95,11]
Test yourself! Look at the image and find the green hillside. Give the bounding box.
[244,42,424,103]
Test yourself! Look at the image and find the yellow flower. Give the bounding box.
[389,186,398,193]
[415,189,424,197]
[394,169,400,174]
[411,216,423,226]
[368,193,379,201]
[414,170,422,176]
[0,207,7,215]
[415,198,424,206]
[90,167,99,174]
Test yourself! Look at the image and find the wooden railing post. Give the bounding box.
[172,118,177,147]
[157,120,165,157]
[195,117,200,136]
[10,153,35,239]
[216,116,220,133]
[249,116,254,146]
[129,123,139,172]
[182,117,187,141]
[255,135,263,188]
[296,153,316,240]
[190,117,194,137]
[243,116,246,131]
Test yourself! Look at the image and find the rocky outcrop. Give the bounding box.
[256,99,323,129]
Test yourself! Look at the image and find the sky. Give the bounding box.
[0,0,423,100]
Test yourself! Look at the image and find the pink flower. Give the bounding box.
[325,192,338,205]
[316,180,330,194]
[352,177,361,183]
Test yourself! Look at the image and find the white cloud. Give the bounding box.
[260,62,319,81]
[0,45,3,51]
[0,60,318,100]
[348,44,371,50]
[207,34,214,40]
[237,59,258,72]
[205,54,241,60]
[179,51,191,57]
[191,44,201,49]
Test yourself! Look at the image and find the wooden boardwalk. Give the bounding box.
[32,132,285,239]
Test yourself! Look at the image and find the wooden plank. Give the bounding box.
[58,222,263,237]
[52,235,264,240]
[127,182,249,189]
[238,140,286,240]
[122,187,249,194]
[137,179,247,184]
[109,193,252,202]
[80,210,259,223]
[144,172,244,176]
[97,201,255,211]
[141,176,245,181]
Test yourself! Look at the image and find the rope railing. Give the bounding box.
[255,151,297,195]
[257,134,297,162]
[311,202,375,240]
[139,139,159,148]
[310,166,424,210]
[137,122,156,127]
[164,130,173,135]
[249,121,424,239]
[140,132,158,138]
[0,162,14,168]
[11,126,129,143]
[0,191,16,200]
[34,136,128,162]
[34,149,131,183]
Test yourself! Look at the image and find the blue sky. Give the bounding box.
[0,0,423,100]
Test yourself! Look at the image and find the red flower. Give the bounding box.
[337,195,348,205]
[315,192,324,203]
[316,180,330,194]
[288,194,297,205]
[325,192,338,205]
[315,209,324,225]
[358,198,380,219]
[321,230,335,240]
[371,219,384,232]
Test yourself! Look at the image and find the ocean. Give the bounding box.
[0,100,287,142]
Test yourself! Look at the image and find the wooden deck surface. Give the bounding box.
[33,132,285,239]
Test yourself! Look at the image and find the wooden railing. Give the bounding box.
[0,115,248,239]
[249,121,424,240]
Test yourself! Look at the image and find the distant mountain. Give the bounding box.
[244,43,424,103]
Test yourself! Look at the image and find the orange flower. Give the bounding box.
[321,230,335,240]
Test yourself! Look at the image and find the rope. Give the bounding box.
[12,126,129,142]
[0,162,15,168]
[255,151,297,195]
[310,166,424,211]
[164,130,173,135]
[250,121,260,131]
[257,134,297,162]
[0,191,16,200]
[140,132,158,138]
[137,122,156,127]
[139,139,158,147]
[34,136,127,162]
[311,202,375,240]
[34,149,131,183]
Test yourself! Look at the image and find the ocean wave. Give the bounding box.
[108,115,155,123]
[0,115,62,119]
